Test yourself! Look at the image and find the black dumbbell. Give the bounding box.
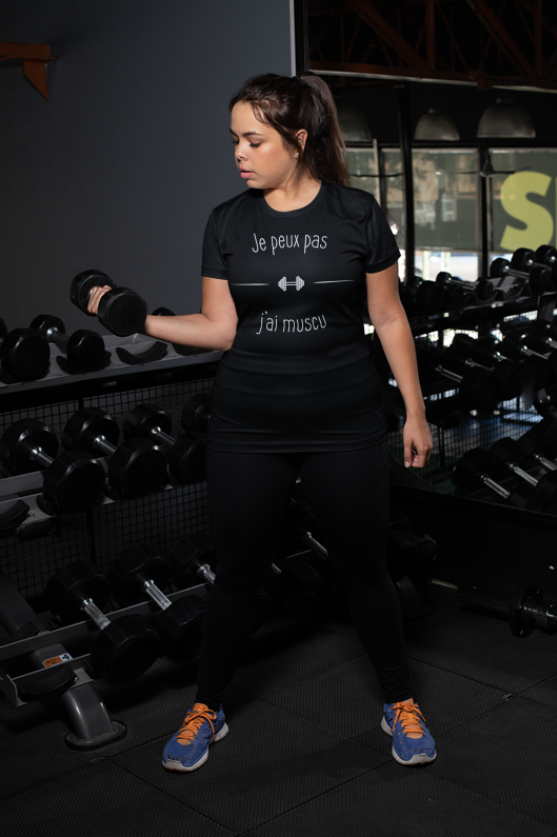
[417,345,501,412]
[29,314,106,371]
[516,419,557,463]
[490,437,557,514]
[508,246,557,279]
[62,408,168,498]
[0,419,106,513]
[70,269,148,337]
[416,274,494,313]
[0,317,50,381]
[180,392,212,435]
[447,335,522,401]
[168,533,275,629]
[43,561,162,683]
[436,272,496,303]
[123,404,206,484]
[498,332,556,391]
[518,320,557,355]
[106,544,206,661]
[429,578,557,638]
[452,447,547,511]
[490,255,554,294]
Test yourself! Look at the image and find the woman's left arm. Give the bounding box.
[366,263,432,468]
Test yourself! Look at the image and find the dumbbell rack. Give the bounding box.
[0,566,209,747]
[383,290,557,590]
[0,331,222,599]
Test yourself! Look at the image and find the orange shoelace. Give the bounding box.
[176,703,217,745]
[391,700,426,740]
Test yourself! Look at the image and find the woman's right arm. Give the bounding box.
[87,276,238,352]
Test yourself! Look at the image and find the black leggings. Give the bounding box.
[195,442,412,708]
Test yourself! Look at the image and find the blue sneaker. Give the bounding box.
[162,703,229,772]
[381,698,437,766]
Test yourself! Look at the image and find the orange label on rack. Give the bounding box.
[42,653,72,667]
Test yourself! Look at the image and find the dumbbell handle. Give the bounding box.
[301,531,329,560]
[91,434,117,457]
[434,365,462,384]
[197,563,216,584]
[480,474,510,499]
[142,578,172,610]
[532,451,557,472]
[81,598,111,630]
[505,461,538,486]
[44,325,70,353]
[29,446,54,470]
[146,425,176,448]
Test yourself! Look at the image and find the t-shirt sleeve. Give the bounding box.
[201,211,229,280]
[363,197,401,274]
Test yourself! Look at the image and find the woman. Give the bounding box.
[89,72,436,771]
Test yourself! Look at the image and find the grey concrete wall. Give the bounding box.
[0,0,292,332]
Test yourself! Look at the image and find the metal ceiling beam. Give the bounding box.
[466,0,538,79]
[345,0,432,72]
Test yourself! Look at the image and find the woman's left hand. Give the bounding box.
[403,413,433,469]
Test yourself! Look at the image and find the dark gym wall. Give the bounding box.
[0,0,293,332]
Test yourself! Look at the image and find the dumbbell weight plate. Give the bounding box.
[71,270,148,337]
[536,245,557,267]
[0,328,51,380]
[528,265,553,295]
[508,584,541,638]
[155,595,206,662]
[70,270,113,313]
[457,366,499,412]
[180,393,212,434]
[43,450,107,513]
[510,248,535,273]
[108,439,168,498]
[167,435,206,484]
[90,614,162,683]
[415,282,444,313]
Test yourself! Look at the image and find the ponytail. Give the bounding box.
[229,72,350,186]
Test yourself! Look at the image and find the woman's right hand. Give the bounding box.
[87,285,113,316]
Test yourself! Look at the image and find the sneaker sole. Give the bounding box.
[162,722,230,772]
[381,716,437,767]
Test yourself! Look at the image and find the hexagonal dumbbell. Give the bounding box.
[168,533,274,630]
[180,392,212,435]
[43,561,162,683]
[62,408,168,498]
[452,447,547,511]
[70,269,148,337]
[0,419,106,513]
[123,404,206,484]
[0,317,50,381]
[30,314,106,371]
[106,543,206,661]
[490,437,557,514]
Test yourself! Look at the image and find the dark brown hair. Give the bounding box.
[229,72,350,186]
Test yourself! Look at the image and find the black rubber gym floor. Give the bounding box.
[2,585,556,837]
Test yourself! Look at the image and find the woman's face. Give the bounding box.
[230,101,301,190]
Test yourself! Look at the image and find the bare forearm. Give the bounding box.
[142,313,236,352]
[373,311,425,416]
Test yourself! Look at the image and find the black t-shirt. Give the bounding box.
[201,180,400,453]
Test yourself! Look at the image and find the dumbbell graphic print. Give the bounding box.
[278,276,305,292]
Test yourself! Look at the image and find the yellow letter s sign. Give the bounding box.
[499,171,554,251]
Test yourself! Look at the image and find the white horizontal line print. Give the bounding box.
[314,280,354,284]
